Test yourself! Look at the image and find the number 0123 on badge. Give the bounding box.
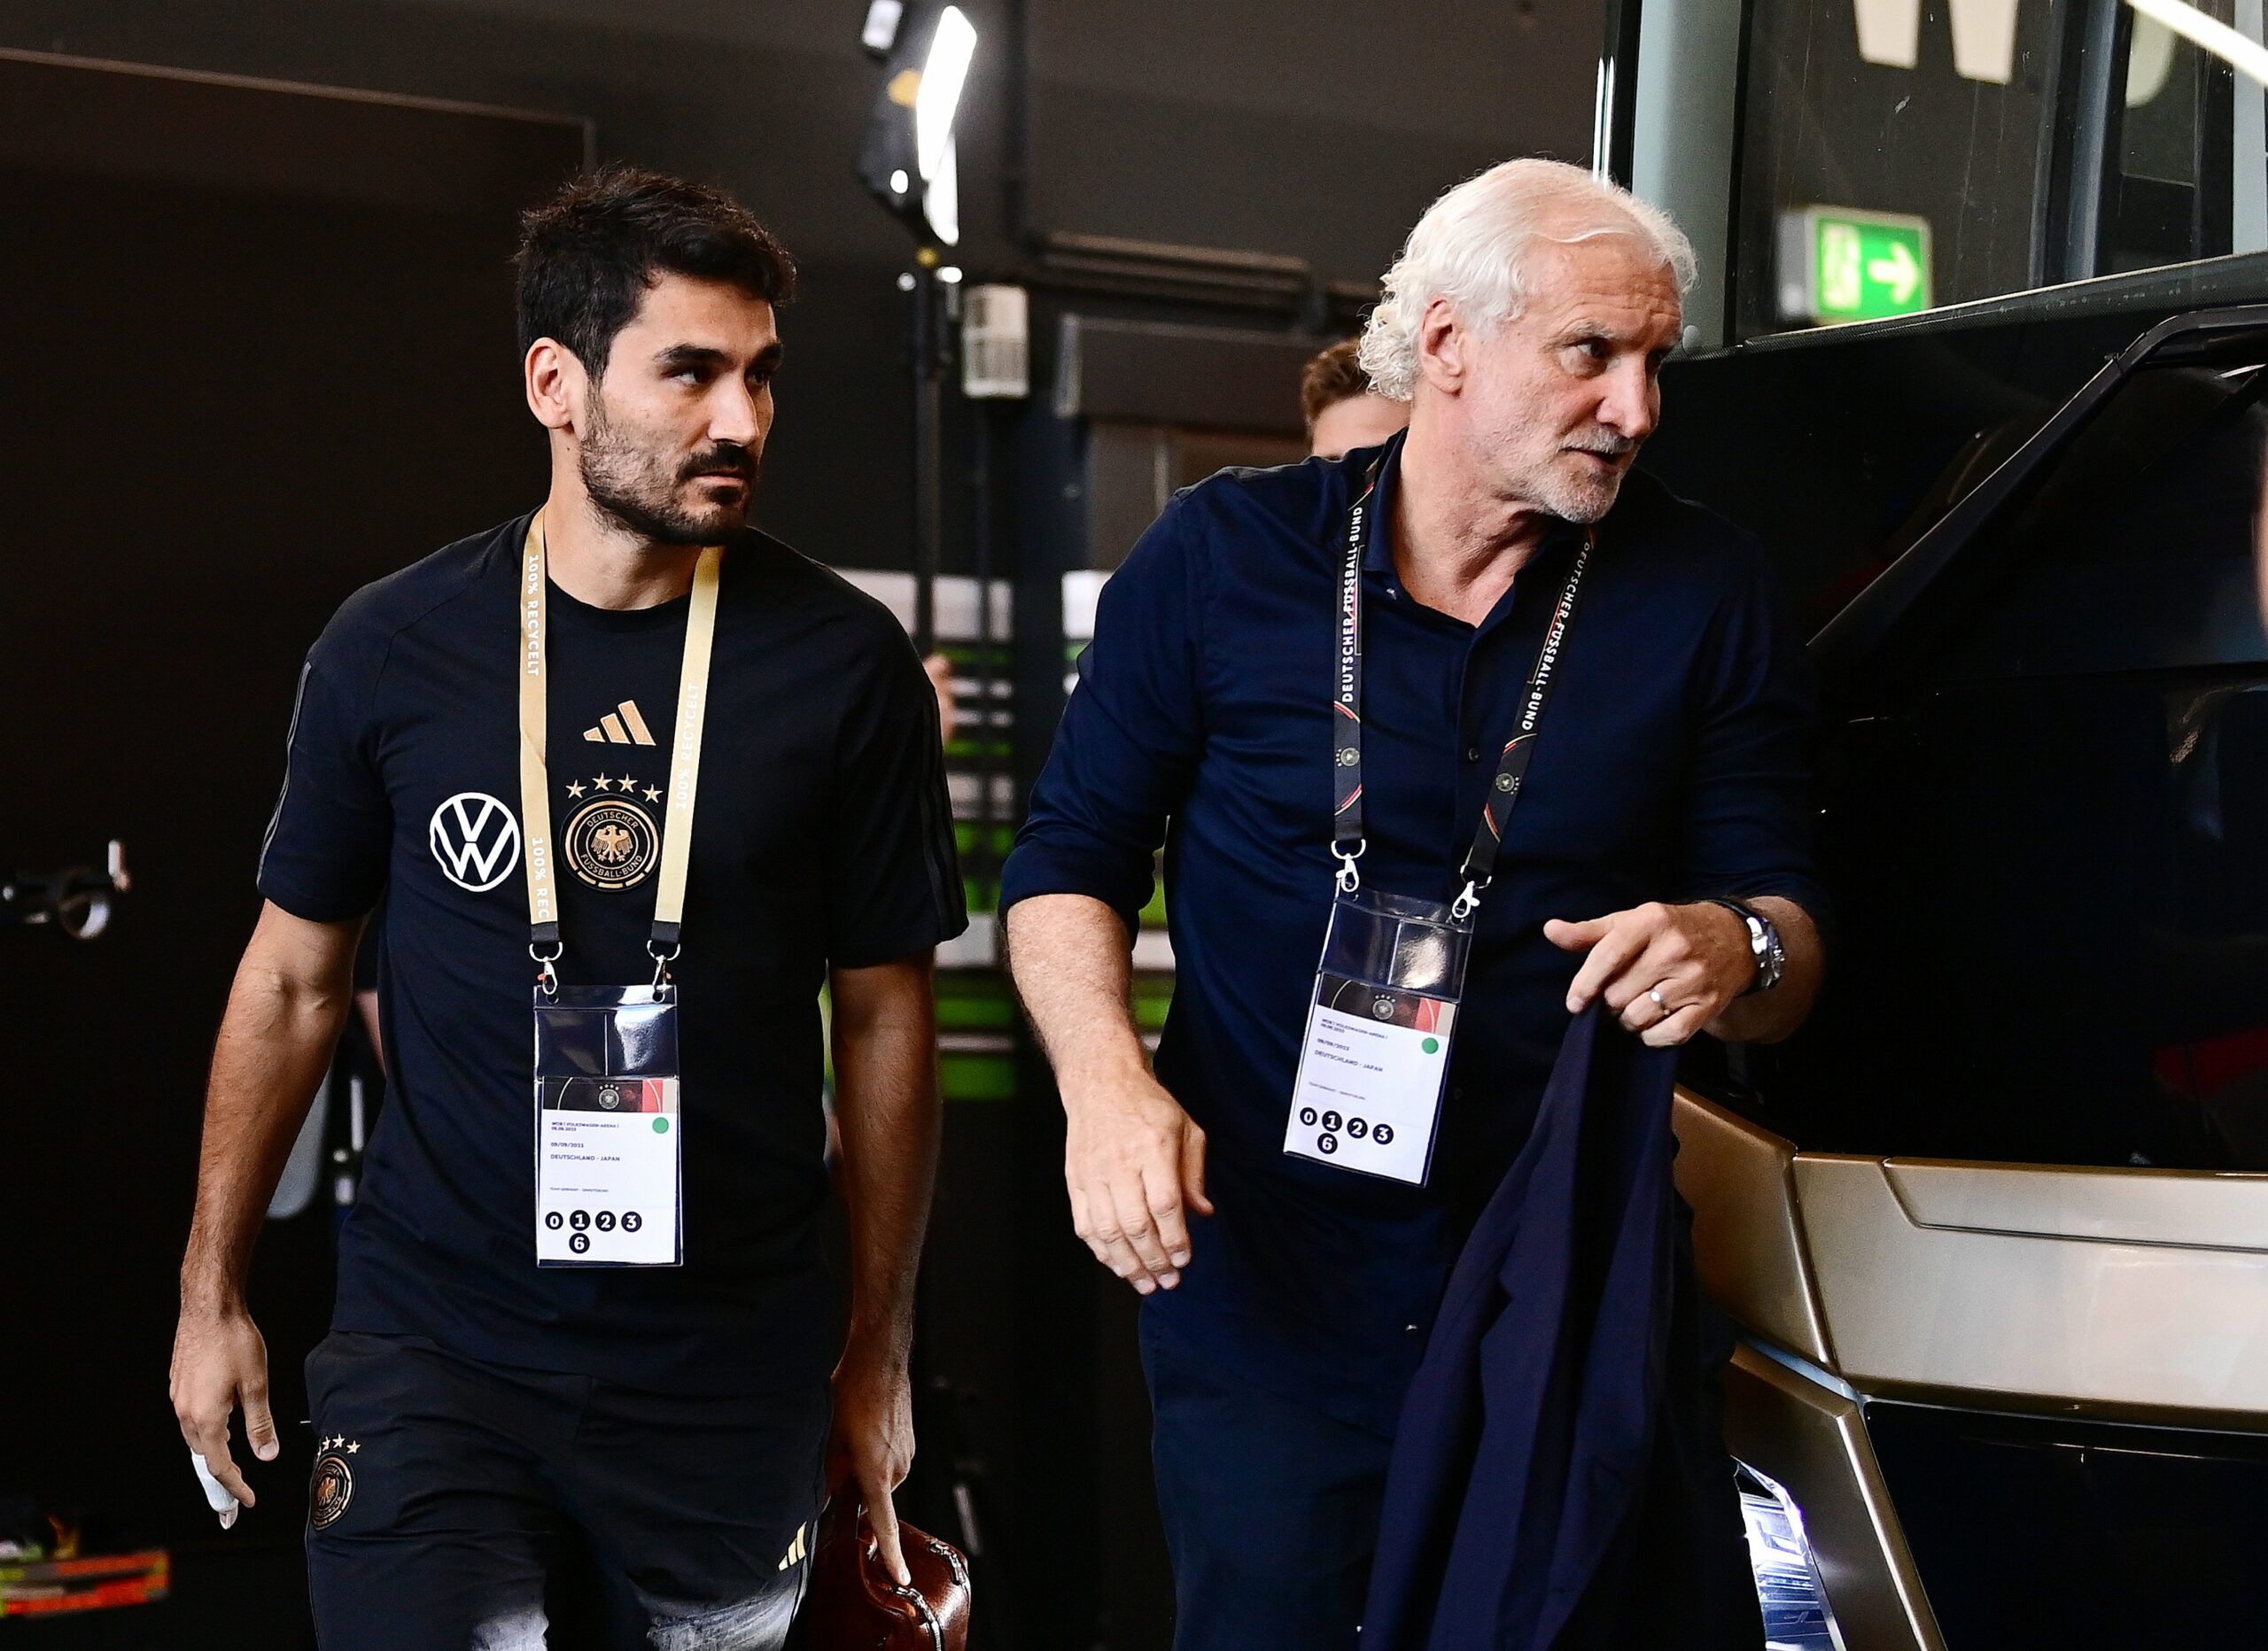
[1284,973,1454,1184]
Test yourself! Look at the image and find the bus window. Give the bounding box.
[2104,12,2249,275]
[1931,363,2268,678]
[1732,0,2060,338]
[1783,361,2268,1170]
[1728,4,2268,339]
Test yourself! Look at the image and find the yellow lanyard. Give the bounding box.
[517,508,721,988]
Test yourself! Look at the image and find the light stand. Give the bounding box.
[911,258,945,654]
[859,2,978,652]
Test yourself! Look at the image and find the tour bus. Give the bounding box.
[1605,3,2268,1647]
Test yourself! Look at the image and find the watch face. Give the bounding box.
[1757,922,1787,989]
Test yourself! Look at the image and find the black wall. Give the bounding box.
[0,55,586,1647]
[0,0,1602,575]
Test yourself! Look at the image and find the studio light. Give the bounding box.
[853,0,987,655]
[913,10,974,183]
[923,131,959,246]
[858,1,980,250]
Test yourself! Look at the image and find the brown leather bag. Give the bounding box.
[795,1500,971,1651]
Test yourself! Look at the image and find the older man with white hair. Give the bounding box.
[1001,158,1825,1647]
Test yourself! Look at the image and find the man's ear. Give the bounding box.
[1415,296,1466,396]
[524,337,587,434]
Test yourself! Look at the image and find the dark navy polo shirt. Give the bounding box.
[1000,435,1824,1434]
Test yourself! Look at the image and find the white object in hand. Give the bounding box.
[190,1451,240,1529]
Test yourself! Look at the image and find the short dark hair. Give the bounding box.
[514,164,797,375]
[1300,337,1374,430]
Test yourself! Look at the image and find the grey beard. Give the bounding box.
[1517,455,1627,526]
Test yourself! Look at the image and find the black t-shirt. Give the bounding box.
[259,513,965,1394]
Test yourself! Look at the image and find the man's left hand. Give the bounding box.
[1544,902,1755,1047]
[827,1333,915,1585]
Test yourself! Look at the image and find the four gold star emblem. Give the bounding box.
[568,771,664,803]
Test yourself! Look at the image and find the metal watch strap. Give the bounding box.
[1700,896,1784,995]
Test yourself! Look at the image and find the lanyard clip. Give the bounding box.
[1332,840,1365,895]
[648,938,680,989]
[1450,878,1486,922]
[530,940,563,998]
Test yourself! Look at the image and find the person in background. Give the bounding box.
[1303,336,1411,460]
[925,651,959,751]
[1002,158,1824,1649]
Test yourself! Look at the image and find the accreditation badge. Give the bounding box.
[532,984,684,1266]
[1283,888,1470,1187]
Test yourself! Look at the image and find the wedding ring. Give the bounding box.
[1648,987,1670,1019]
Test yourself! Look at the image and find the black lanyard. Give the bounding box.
[1330,459,1590,919]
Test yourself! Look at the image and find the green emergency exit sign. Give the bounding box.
[1779,207,1933,324]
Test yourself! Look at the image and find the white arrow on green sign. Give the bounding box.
[1779,206,1934,325]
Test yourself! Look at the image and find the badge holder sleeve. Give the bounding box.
[532,984,685,1266]
[1283,888,1471,1186]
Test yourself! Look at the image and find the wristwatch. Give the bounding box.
[1701,897,1785,995]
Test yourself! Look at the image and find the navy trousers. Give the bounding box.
[1141,1313,1396,1651]
[303,1330,828,1651]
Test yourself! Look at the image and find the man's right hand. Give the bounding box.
[1063,1069,1214,1294]
[169,1306,279,1507]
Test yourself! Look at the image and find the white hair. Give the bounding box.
[1357,159,1697,401]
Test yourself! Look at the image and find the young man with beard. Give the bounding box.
[170,167,963,1648]
[1003,159,1827,1647]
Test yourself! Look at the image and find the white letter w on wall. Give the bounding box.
[1854,0,2021,84]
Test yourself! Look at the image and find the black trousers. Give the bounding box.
[303,1331,828,1651]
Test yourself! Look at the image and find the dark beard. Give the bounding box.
[579,395,760,546]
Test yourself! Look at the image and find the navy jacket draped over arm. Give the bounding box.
[1360,1004,1763,1651]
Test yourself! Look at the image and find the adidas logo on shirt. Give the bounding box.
[584,700,657,746]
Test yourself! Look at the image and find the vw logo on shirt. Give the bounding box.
[428,792,523,892]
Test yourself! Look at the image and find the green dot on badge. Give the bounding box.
[1422,1037,1440,1055]
[653,1117,670,1134]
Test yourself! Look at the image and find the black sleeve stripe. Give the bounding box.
[255,659,315,888]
